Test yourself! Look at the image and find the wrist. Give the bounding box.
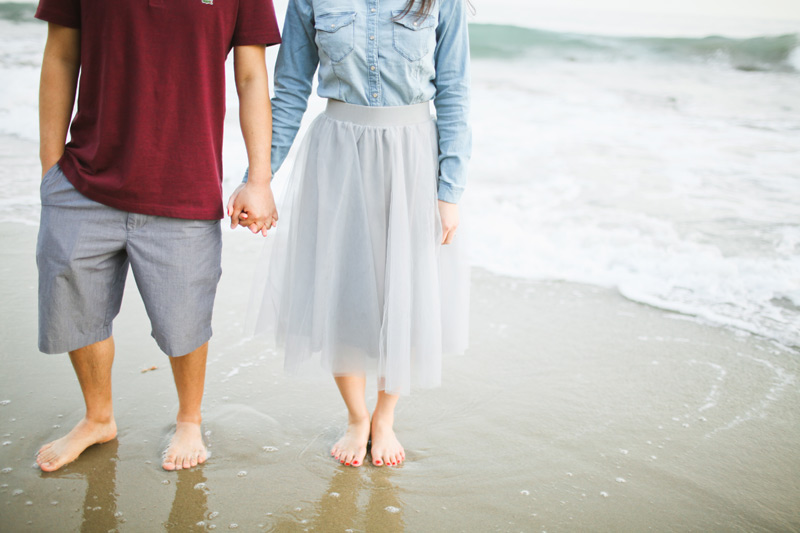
[246,175,272,187]
[40,148,63,169]
[245,167,272,185]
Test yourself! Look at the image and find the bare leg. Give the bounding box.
[370,391,405,467]
[162,342,208,471]
[36,337,118,472]
[331,375,370,467]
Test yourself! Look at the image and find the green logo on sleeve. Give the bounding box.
[202,0,213,4]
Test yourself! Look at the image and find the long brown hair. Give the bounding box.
[395,0,435,20]
[395,0,475,21]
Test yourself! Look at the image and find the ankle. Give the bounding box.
[176,413,202,426]
[84,412,115,426]
[371,411,395,428]
[347,412,370,426]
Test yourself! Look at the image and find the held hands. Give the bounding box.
[438,200,459,245]
[226,182,279,237]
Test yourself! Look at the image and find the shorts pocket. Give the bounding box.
[315,12,357,63]
[39,163,62,201]
[392,11,436,61]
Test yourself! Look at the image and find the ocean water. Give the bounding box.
[1,2,798,347]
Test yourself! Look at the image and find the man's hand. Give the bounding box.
[231,44,277,236]
[438,200,459,245]
[226,182,278,237]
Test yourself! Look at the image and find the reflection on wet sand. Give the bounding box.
[79,439,120,533]
[273,465,405,531]
[41,439,122,532]
[364,468,405,531]
[165,467,209,531]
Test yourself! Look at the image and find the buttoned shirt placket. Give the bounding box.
[367,0,381,105]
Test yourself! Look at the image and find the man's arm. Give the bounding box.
[39,22,80,177]
[227,44,278,236]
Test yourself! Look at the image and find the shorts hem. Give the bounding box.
[38,325,113,355]
[155,328,213,357]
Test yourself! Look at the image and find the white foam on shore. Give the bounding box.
[464,58,800,347]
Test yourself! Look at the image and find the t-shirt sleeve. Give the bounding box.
[233,0,282,47]
[35,0,81,29]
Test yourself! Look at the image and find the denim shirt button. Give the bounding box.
[372,93,378,98]
[370,65,376,71]
[370,7,375,12]
[369,35,375,40]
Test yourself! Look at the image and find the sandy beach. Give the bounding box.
[1,134,799,531]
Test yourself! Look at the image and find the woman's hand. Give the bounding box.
[438,200,459,245]
[226,182,279,237]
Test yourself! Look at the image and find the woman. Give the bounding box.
[230,0,472,468]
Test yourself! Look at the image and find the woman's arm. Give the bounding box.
[39,22,80,177]
[242,0,319,183]
[432,0,472,205]
[270,0,320,175]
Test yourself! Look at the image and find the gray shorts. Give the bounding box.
[36,164,223,356]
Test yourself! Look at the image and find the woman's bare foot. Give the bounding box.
[331,416,370,467]
[162,421,208,471]
[370,415,405,467]
[36,417,117,472]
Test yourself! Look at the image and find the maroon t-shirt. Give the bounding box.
[35,0,281,219]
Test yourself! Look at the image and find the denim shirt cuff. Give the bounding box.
[437,181,464,204]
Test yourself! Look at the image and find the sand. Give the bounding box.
[1,135,799,531]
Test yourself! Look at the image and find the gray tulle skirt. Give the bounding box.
[249,100,469,395]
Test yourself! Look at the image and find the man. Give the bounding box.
[34,0,280,472]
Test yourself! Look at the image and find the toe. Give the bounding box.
[40,462,58,472]
[37,451,60,471]
[162,455,177,471]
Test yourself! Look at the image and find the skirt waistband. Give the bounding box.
[324,100,432,127]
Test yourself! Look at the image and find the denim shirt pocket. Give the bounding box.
[391,11,436,61]
[315,12,357,63]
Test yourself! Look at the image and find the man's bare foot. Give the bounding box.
[331,416,370,467]
[370,415,405,467]
[36,417,117,472]
[162,421,207,471]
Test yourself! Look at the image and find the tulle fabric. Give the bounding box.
[248,101,469,395]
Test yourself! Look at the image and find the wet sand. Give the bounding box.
[1,136,800,531]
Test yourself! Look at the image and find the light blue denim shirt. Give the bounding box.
[249,0,472,203]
